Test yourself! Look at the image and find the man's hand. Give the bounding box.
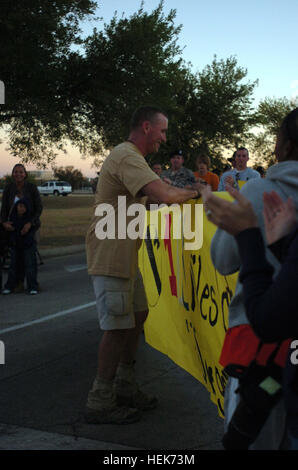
[195,180,208,195]
[191,181,203,197]
[201,185,258,235]
[21,222,32,235]
[263,191,297,245]
[3,221,14,231]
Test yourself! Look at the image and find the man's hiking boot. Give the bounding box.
[85,405,140,424]
[114,362,158,411]
[85,376,140,425]
[116,388,158,411]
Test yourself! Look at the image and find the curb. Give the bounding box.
[0,423,141,451]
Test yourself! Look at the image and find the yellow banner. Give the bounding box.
[139,194,238,417]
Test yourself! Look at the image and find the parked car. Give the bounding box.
[37,180,72,196]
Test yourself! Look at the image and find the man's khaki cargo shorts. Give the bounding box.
[91,269,148,330]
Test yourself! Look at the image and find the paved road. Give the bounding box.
[0,252,224,451]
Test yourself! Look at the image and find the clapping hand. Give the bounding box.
[263,191,297,245]
[201,185,257,235]
[224,175,236,191]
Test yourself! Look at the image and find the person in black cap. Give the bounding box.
[161,149,196,188]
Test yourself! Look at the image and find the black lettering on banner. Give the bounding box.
[144,227,162,296]
[186,319,226,415]
[181,253,225,329]
[190,255,196,312]
[196,255,202,298]
[186,255,220,329]
[209,286,219,327]
[182,289,189,311]
[181,253,202,314]
[179,244,191,311]
[207,365,216,394]
[221,283,233,332]
[153,238,160,250]
[199,283,220,327]
[217,398,225,416]
[187,320,207,383]
[200,284,209,320]
[215,366,227,397]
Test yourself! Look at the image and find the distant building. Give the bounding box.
[28,170,54,181]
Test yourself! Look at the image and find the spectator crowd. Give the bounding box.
[1,104,298,452]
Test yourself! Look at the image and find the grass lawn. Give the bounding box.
[39,194,94,249]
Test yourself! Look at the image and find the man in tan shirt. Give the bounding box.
[85,106,200,424]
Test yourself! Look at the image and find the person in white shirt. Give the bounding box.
[218,147,260,191]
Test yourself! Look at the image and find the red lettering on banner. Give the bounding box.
[164,213,177,297]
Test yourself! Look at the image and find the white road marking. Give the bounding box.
[65,264,87,272]
[0,302,96,336]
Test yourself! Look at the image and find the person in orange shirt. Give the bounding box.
[194,154,219,191]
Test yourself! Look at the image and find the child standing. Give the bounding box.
[2,198,38,295]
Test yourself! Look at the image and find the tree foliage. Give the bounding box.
[0,0,97,165]
[53,165,84,189]
[0,0,276,172]
[166,56,258,170]
[79,5,258,171]
[79,2,186,153]
[248,97,294,166]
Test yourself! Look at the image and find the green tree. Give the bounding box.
[0,1,258,172]
[53,166,84,190]
[248,97,294,166]
[0,0,97,165]
[0,1,194,165]
[80,11,258,171]
[184,56,257,171]
[80,2,187,155]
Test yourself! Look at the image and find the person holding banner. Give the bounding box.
[217,147,260,191]
[85,105,201,425]
[206,107,298,449]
